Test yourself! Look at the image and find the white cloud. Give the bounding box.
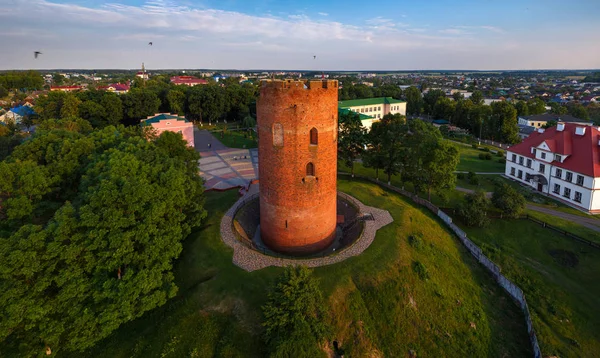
[318,12,328,16]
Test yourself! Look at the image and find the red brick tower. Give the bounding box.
[257,79,339,255]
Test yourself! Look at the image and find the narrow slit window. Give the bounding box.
[273,123,283,146]
[306,162,315,176]
[310,127,318,145]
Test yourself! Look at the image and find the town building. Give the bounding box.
[0,105,36,124]
[141,113,194,147]
[170,76,208,86]
[257,79,339,254]
[338,108,377,130]
[136,63,149,80]
[518,113,591,128]
[505,123,600,214]
[50,85,83,92]
[338,97,406,130]
[97,83,130,94]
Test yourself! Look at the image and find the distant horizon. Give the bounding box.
[2,68,600,73]
[2,0,599,70]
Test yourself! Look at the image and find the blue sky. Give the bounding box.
[1,0,599,70]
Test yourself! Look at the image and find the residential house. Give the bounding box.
[505,123,600,214]
[338,97,406,130]
[518,113,591,128]
[0,105,36,124]
[97,83,130,94]
[170,76,208,87]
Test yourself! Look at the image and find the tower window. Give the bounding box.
[310,127,318,145]
[306,162,315,176]
[273,123,283,146]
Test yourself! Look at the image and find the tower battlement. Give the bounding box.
[260,79,338,90]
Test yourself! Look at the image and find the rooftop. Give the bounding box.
[508,123,600,177]
[142,113,189,125]
[338,97,406,108]
[521,113,591,124]
[338,107,374,120]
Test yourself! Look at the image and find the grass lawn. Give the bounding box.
[72,180,531,357]
[525,210,600,245]
[211,130,257,149]
[461,218,600,357]
[455,146,506,173]
[455,174,502,192]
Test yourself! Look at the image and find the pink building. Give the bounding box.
[170,76,208,86]
[142,113,195,147]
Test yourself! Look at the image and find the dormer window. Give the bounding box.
[554,154,561,162]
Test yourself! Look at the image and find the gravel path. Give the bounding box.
[219,191,394,272]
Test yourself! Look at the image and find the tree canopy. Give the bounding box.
[0,123,206,356]
[338,110,367,176]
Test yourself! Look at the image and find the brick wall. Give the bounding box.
[257,79,339,254]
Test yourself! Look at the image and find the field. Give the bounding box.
[455,146,506,173]
[462,218,600,357]
[211,130,257,149]
[72,179,532,357]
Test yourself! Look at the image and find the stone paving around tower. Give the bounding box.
[195,129,259,190]
[219,190,394,272]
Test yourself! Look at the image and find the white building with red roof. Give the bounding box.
[505,122,600,214]
[97,83,130,94]
[170,76,208,86]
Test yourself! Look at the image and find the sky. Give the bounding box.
[1,0,599,70]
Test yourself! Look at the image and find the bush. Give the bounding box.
[481,147,490,152]
[485,153,492,160]
[408,234,423,249]
[471,144,479,149]
[478,153,486,160]
[468,172,479,185]
[412,261,429,280]
[498,158,506,164]
[458,190,490,227]
[496,150,504,157]
[492,183,526,218]
[457,172,465,180]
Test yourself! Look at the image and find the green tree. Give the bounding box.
[101,94,124,126]
[423,89,446,116]
[458,190,490,227]
[262,266,328,357]
[52,73,66,85]
[122,88,161,121]
[549,102,568,115]
[78,100,107,127]
[405,86,423,116]
[527,98,546,115]
[167,89,186,115]
[492,183,525,218]
[370,114,407,184]
[470,90,484,105]
[0,126,207,356]
[338,111,367,177]
[35,91,66,120]
[0,85,7,98]
[515,100,529,117]
[60,94,82,119]
[567,103,589,120]
[0,160,52,221]
[433,96,455,120]
[490,101,519,144]
[542,120,558,129]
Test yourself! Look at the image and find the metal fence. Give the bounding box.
[523,214,600,250]
[339,173,542,358]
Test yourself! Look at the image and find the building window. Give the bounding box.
[532,148,537,156]
[526,159,532,168]
[310,127,318,145]
[553,184,560,194]
[519,156,524,165]
[555,168,562,178]
[512,154,517,162]
[554,154,561,162]
[517,170,523,179]
[539,163,545,173]
[574,192,582,203]
[273,123,284,146]
[378,106,381,111]
[563,187,571,199]
[566,172,573,182]
[576,175,584,186]
[510,167,515,176]
[541,152,546,159]
[306,162,315,176]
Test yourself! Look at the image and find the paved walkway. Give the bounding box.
[455,186,600,233]
[195,129,259,190]
[220,191,394,272]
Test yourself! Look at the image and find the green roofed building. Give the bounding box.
[338,108,378,130]
[338,97,406,130]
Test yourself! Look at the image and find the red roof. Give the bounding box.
[50,85,82,90]
[508,123,600,177]
[170,76,208,85]
[98,83,130,91]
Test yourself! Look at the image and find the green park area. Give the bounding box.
[79,179,531,357]
[462,218,600,357]
[211,130,257,149]
[454,145,506,173]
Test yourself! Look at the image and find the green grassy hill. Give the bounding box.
[71,179,531,357]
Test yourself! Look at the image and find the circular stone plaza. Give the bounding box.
[199,79,393,271]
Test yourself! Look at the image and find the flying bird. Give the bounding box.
[148,42,153,46]
[34,51,42,59]
[313,55,316,60]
